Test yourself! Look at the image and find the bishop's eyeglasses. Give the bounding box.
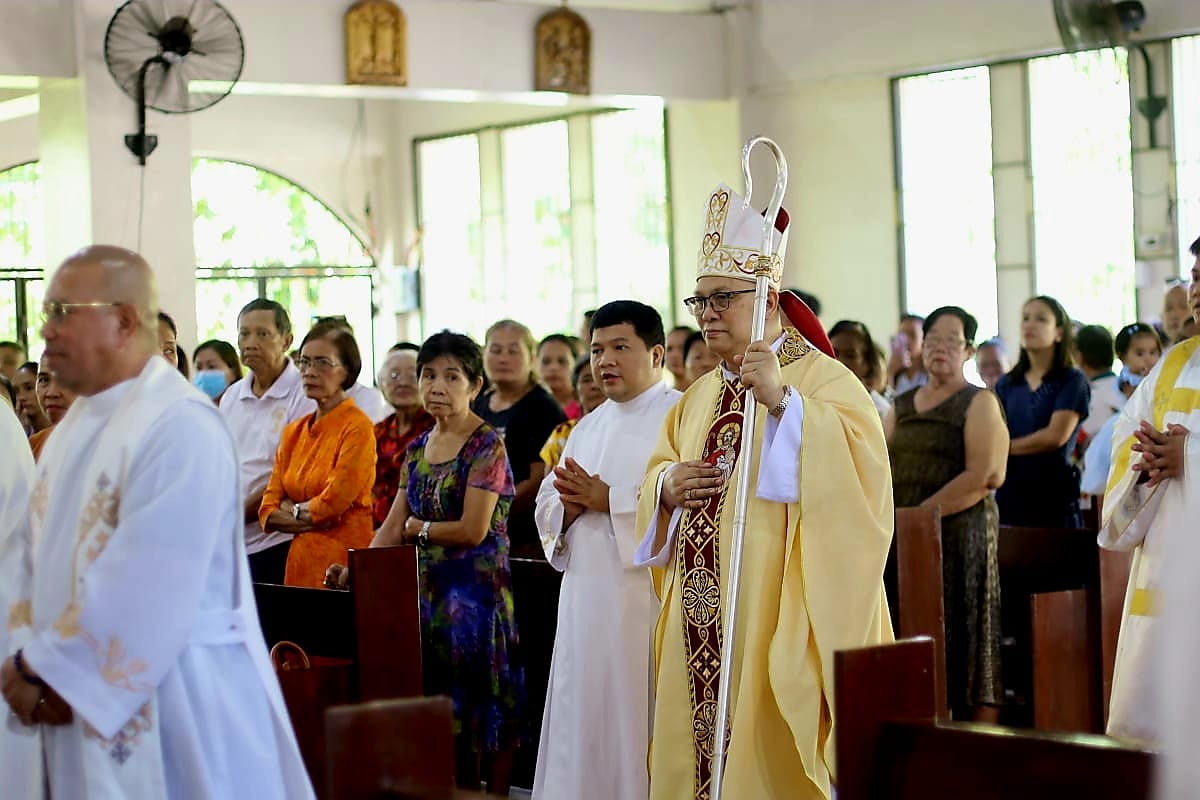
[682,289,756,316]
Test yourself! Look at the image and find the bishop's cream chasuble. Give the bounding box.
[1102,336,1200,744]
[532,382,681,800]
[635,328,894,800]
[6,357,313,799]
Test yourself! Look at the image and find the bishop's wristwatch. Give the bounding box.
[418,520,432,547]
[769,385,794,419]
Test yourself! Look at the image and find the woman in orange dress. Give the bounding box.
[260,322,376,587]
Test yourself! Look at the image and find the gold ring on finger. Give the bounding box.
[685,489,692,501]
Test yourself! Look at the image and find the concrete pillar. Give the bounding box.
[39,0,197,349]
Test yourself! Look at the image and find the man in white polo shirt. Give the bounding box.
[220,299,315,583]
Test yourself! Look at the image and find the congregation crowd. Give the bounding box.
[0,190,1197,798]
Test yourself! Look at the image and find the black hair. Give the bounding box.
[17,361,38,375]
[1075,324,1115,371]
[0,340,24,355]
[300,322,362,390]
[238,298,293,337]
[193,339,244,379]
[1115,322,1162,358]
[669,325,696,336]
[900,312,925,325]
[786,289,822,317]
[588,300,665,350]
[682,330,707,363]
[1008,295,1076,382]
[0,373,14,407]
[827,320,883,386]
[539,333,580,358]
[417,330,485,385]
[316,315,353,334]
[157,311,189,378]
[571,354,591,391]
[389,341,420,354]
[1190,234,1200,257]
[923,306,979,347]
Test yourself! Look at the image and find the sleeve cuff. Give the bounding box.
[23,634,143,740]
[757,388,803,504]
[633,472,681,568]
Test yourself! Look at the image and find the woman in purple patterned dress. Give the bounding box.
[371,330,523,793]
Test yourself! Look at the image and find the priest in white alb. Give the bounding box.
[634,184,894,800]
[0,245,313,799]
[0,398,40,796]
[1103,236,1200,748]
[533,300,681,800]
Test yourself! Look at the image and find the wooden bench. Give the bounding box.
[894,512,1130,731]
[325,696,504,799]
[255,545,423,796]
[834,637,1155,800]
[508,556,563,786]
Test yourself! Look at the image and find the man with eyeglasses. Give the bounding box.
[1108,235,1200,762]
[220,298,316,584]
[0,245,313,798]
[633,185,893,800]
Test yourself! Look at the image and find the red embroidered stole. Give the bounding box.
[675,328,811,800]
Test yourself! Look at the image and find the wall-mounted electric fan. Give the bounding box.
[104,0,246,164]
[1053,0,1145,50]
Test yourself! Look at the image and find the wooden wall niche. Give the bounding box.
[346,0,407,86]
[535,7,591,95]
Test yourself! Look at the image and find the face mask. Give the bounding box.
[1119,365,1144,389]
[193,369,228,399]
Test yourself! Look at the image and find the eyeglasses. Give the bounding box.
[41,300,122,325]
[682,289,756,316]
[923,335,967,351]
[297,356,343,372]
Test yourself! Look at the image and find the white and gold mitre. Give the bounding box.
[696,183,790,289]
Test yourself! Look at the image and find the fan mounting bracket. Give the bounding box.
[124,133,158,164]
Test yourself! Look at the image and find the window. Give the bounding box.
[0,162,44,356]
[417,135,484,336]
[1174,34,1200,265]
[592,108,672,323]
[416,108,671,340]
[501,121,574,335]
[1029,49,1135,329]
[191,158,377,377]
[896,67,998,339]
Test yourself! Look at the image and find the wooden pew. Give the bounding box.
[508,556,563,787]
[997,524,1102,731]
[1099,547,1134,725]
[893,512,1108,729]
[893,506,948,717]
[255,545,423,796]
[834,637,1155,800]
[325,696,503,799]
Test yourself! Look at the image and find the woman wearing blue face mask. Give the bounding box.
[1081,323,1163,505]
[193,339,244,404]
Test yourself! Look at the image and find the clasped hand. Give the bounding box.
[1,656,73,726]
[1132,421,1190,488]
[732,340,785,411]
[553,458,610,515]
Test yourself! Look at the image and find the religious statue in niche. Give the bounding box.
[345,0,407,86]
[535,7,591,95]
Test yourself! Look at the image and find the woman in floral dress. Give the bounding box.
[369,330,523,793]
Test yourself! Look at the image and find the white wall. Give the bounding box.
[740,79,898,334]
